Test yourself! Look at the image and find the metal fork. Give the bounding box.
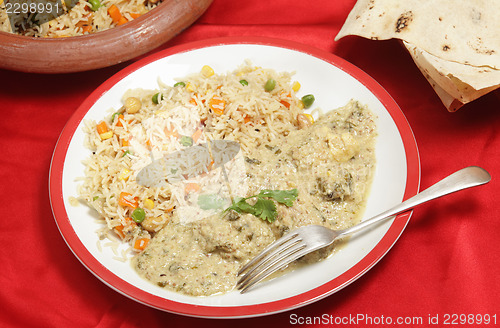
[236,166,491,293]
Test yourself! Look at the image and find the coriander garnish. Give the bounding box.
[224,189,298,222]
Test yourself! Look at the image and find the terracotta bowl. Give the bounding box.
[0,0,213,74]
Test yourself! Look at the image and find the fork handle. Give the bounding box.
[338,166,491,237]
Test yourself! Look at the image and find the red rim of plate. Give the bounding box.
[49,36,420,318]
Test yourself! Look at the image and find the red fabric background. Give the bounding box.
[1,0,499,327]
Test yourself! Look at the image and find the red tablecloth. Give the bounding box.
[1,0,499,327]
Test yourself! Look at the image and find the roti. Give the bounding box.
[335,0,500,110]
[404,42,500,104]
[335,0,500,69]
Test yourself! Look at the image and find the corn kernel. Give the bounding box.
[119,169,131,181]
[186,82,195,92]
[201,65,214,77]
[99,131,114,140]
[303,113,314,124]
[297,101,305,110]
[144,198,155,209]
[292,81,301,92]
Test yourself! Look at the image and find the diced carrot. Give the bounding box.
[207,159,215,170]
[108,4,128,25]
[280,100,291,108]
[114,225,125,239]
[117,16,128,26]
[209,95,226,115]
[120,134,130,147]
[184,183,200,193]
[115,114,125,127]
[146,139,152,149]
[129,12,142,19]
[134,238,149,251]
[280,92,292,108]
[114,217,135,239]
[190,94,206,106]
[81,24,92,33]
[96,121,108,134]
[124,217,134,225]
[192,129,203,143]
[119,192,139,209]
[164,128,179,138]
[76,13,93,33]
[107,4,120,21]
[244,115,251,123]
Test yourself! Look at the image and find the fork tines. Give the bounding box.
[236,230,307,293]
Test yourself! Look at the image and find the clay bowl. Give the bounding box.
[0,0,213,74]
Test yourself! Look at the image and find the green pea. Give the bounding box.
[264,78,276,92]
[239,79,248,86]
[88,0,101,11]
[180,135,193,147]
[111,112,120,122]
[131,208,146,223]
[301,94,315,108]
[152,93,163,105]
[174,82,186,87]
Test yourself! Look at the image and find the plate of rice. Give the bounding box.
[49,36,420,318]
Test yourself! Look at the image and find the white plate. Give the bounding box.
[49,36,420,318]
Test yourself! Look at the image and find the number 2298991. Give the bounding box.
[442,313,497,325]
[5,2,60,15]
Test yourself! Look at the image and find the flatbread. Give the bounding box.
[335,0,500,70]
[408,45,476,111]
[335,0,500,110]
[404,42,499,106]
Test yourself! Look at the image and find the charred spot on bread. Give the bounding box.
[395,11,414,33]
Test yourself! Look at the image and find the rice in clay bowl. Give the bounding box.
[0,0,213,73]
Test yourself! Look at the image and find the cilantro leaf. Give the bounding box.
[226,197,257,215]
[253,198,277,222]
[224,188,298,222]
[258,189,298,207]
